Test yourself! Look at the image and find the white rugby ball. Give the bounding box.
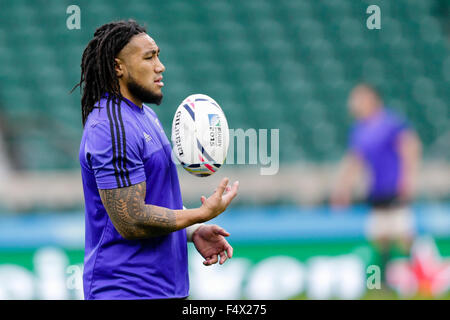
[171,94,229,177]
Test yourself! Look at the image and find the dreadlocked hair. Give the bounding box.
[72,20,146,126]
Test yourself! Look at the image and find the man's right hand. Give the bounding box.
[198,178,239,222]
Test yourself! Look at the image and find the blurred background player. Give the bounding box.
[331,84,422,288]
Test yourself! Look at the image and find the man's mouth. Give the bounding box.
[154,77,164,87]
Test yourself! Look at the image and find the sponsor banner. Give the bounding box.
[0,204,449,299]
[0,238,449,300]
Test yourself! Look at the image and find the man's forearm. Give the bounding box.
[99,182,206,239]
[132,205,205,239]
[398,132,422,195]
[336,153,361,191]
[183,206,205,242]
[330,152,363,207]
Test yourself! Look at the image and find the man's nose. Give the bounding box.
[156,59,165,73]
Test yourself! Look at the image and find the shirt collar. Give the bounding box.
[102,92,145,114]
[122,96,145,114]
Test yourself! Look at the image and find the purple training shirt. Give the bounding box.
[349,108,409,204]
[79,95,189,300]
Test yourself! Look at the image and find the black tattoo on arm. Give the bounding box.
[99,182,177,239]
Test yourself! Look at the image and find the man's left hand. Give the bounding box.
[192,224,233,266]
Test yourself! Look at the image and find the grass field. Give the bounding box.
[291,290,450,300]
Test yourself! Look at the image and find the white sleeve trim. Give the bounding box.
[183,205,204,242]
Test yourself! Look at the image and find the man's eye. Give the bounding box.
[145,56,153,60]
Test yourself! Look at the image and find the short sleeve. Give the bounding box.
[85,120,146,189]
[391,114,409,138]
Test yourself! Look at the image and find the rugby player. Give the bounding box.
[331,84,421,286]
[74,20,239,299]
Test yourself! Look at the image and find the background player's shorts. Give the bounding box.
[365,206,416,240]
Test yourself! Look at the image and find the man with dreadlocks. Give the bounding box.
[76,20,239,300]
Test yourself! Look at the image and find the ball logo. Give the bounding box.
[173,110,184,156]
[208,114,220,127]
[208,114,222,148]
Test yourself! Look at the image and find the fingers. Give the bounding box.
[226,244,233,259]
[219,251,227,265]
[202,244,233,266]
[200,195,206,205]
[214,177,229,196]
[213,225,230,237]
[203,249,231,266]
[203,254,219,266]
[222,181,239,204]
[219,240,233,264]
[215,186,231,194]
[207,178,239,205]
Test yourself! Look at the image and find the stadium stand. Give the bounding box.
[0,0,449,170]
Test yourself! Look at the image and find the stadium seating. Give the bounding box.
[0,0,448,169]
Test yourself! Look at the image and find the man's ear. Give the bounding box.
[114,58,124,78]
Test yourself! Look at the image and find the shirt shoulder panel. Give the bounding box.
[84,109,146,190]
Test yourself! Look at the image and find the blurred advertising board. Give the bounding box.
[0,204,449,299]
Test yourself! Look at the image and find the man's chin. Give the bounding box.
[140,92,163,105]
[126,79,164,106]
[150,93,163,105]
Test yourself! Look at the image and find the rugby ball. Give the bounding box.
[171,94,229,177]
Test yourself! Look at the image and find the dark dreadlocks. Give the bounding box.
[72,20,146,126]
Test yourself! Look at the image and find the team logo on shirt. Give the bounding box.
[143,132,152,142]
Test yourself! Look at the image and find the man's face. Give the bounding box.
[348,87,379,120]
[115,33,165,104]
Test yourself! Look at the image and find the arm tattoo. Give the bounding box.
[99,182,177,239]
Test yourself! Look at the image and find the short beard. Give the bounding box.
[126,74,163,105]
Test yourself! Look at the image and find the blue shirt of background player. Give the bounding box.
[349,108,409,204]
[79,95,188,299]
